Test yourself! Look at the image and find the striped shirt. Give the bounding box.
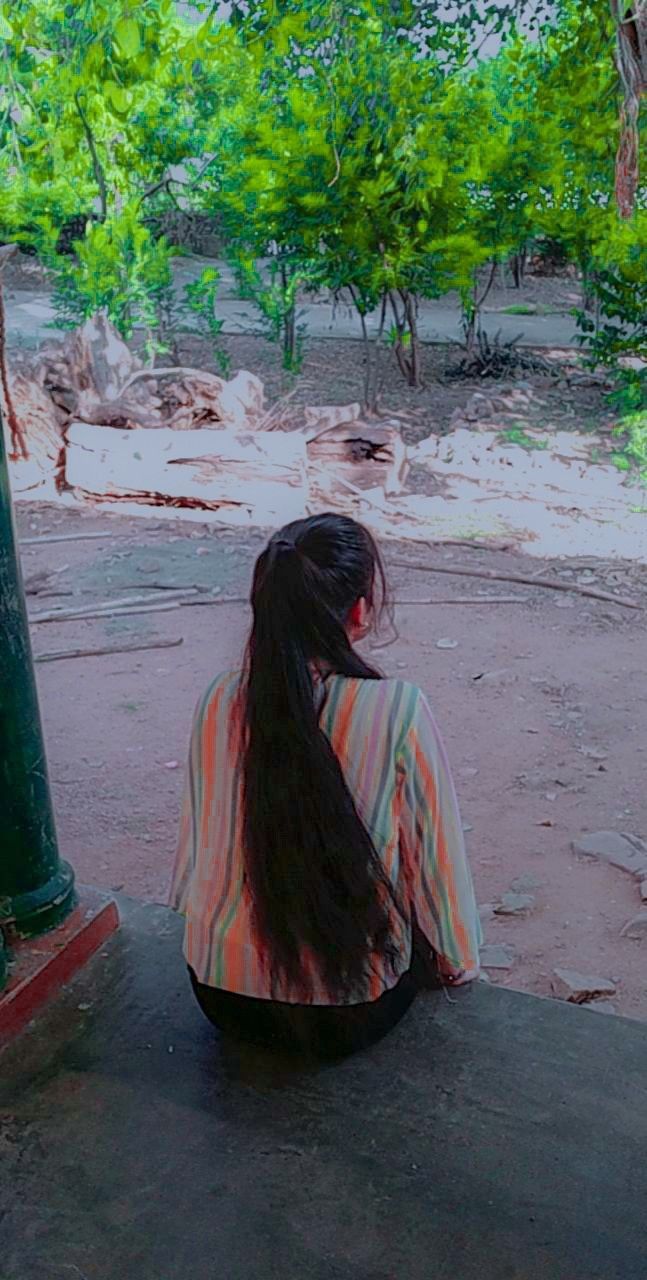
[170,671,482,1005]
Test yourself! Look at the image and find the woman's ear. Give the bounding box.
[347,597,370,640]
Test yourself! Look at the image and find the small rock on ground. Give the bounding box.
[510,873,544,893]
[480,943,516,970]
[494,892,536,916]
[620,911,647,939]
[641,882,647,903]
[571,830,647,878]
[551,968,617,1004]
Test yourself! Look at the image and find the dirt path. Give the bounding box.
[17,501,647,1022]
[4,251,583,352]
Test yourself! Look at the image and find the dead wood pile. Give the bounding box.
[3,312,408,516]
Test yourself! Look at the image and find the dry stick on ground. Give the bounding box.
[395,596,527,605]
[258,381,316,431]
[29,587,198,620]
[117,581,216,592]
[179,595,248,607]
[118,365,224,398]
[24,564,70,594]
[20,531,130,546]
[35,637,184,663]
[388,558,642,610]
[29,595,249,624]
[30,601,183,624]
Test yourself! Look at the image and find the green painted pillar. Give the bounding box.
[0,407,76,978]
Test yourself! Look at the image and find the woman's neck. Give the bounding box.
[309,661,333,684]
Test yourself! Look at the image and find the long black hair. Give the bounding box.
[242,512,400,1002]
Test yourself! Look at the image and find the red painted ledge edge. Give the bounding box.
[0,886,120,1046]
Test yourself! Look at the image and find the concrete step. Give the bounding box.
[1,894,645,1279]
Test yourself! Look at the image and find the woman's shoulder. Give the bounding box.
[333,674,427,719]
[194,670,243,722]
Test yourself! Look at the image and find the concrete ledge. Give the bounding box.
[1,897,647,1279]
[0,885,119,1045]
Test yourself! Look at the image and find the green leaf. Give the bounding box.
[104,82,133,116]
[114,18,141,60]
[0,10,13,38]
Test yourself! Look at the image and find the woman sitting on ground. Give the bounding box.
[170,512,481,1059]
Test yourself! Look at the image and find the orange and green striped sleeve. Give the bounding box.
[399,688,482,973]
[169,683,213,917]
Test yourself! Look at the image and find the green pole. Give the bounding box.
[0,405,76,980]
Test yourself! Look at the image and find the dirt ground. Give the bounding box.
[172,333,613,446]
[17,497,647,1023]
[4,249,604,445]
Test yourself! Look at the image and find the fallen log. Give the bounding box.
[1,368,64,494]
[35,637,184,662]
[306,423,408,509]
[388,558,643,610]
[64,421,309,526]
[121,367,265,429]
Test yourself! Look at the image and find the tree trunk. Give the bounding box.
[510,247,528,289]
[283,302,296,369]
[388,290,422,389]
[404,291,422,389]
[610,0,647,218]
[463,261,498,355]
[349,288,387,415]
[64,421,308,526]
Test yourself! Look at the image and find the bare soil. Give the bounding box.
[173,332,613,446]
[18,498,647,1023]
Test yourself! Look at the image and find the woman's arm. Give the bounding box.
[168,703,202,914]
[399,689,482,981]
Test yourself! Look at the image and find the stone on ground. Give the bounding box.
[571,831,647,879]
[494,893,536,916]
[620,912,647,940]
[510,873,544,893]
[480,943,516,970]
[551,969,617,1004]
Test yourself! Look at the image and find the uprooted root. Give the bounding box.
[445,328,562,381]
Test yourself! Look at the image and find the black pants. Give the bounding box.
[188,929,440,1060]
[189,965,421,1060]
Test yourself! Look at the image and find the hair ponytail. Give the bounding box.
[242,513,399,1002]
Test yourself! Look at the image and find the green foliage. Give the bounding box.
[205,1,489,398]
[576,259,647,367]
[501,304,542,316]
[611,412,647,485]
[232,254,321,373]
[500,427,550,450]
[0,0,645,411]
[49,206,176,358]
[182,267,230,376]
[0,0,234,347]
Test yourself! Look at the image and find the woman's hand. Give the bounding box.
[437,957,480,987]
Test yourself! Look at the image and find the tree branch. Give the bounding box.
[74,90,108,221]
